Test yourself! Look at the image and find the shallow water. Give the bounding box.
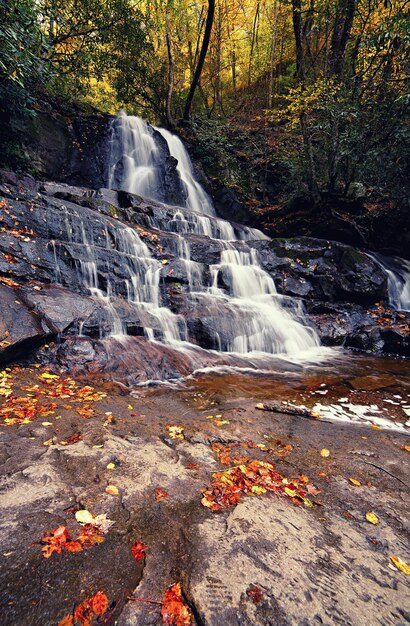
[178,351,410,433]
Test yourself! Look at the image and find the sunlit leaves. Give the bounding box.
[201,458,319,511]
[390,556,410,575]
[59,590,109,626]
[161,582,193,626]
[41,523,105,558]
[0,367,105,426]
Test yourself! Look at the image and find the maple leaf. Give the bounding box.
[131,540,147,561]
[41,526,70,558]
[155,488,169,502]
[161,582,193,626]
[89,591,109,616]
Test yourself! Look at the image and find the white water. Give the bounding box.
[108,113,163,200]
[155,126,216,215]
[57,113,326,363]
[368,253,410,311]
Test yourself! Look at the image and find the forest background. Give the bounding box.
[0,0,409,235]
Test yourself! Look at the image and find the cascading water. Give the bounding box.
[154,126,215,215]
[55,112,324,365]
[368,253,410,312]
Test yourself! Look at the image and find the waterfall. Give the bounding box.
[368,253,410,312]
[154,126,215,215]
[58,112,323,362]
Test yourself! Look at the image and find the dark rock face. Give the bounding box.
[24,112,111,188]
[0,172,408,376]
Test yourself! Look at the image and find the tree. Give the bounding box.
[183,0,215,121]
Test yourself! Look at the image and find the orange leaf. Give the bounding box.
[131,540,147,561]
[155,488,169,502]
[58,615,74,626]
[90,591,109,616]
[64,540,83,553]
[161,582,193,626]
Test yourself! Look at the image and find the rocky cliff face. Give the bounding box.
[0,172,408,382]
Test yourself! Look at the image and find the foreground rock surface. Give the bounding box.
[0,364,409,625]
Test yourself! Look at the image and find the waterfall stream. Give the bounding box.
[57,113,325,363]
[368,253,410,312]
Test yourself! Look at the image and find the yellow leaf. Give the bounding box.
[43,438,55,446]
[206,415,214,419]
[284,487,297,497]
[320,448,330,458]
[75,510,94,525]
[366,512,379,525]
[167,425,184,439]
[311,410,321,419]
[39,372,59,380]
[127,404,133,410]
[403,445,410,453]
[41,421,53,426]
[371,424,381,430]
[106,462,116,470]
[390,556,410,575]
[251,485,266,495]
[349,478,361,486]
[161,259,169,265]
[106,485,119,495]
[215,420,229,426]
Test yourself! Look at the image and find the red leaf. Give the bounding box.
[131,540,147,561]
[246,584,264,604]
[89,590,109,616]
[161,582,193,626]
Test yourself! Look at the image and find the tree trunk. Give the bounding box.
[267,0,279,108]
[329,0,356,76]
[183,0,215,122]
[292,0,305,80]
[165,21,175,128]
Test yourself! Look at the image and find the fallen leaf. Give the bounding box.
[390,556,410,575]
[60,433,81,446]
[320,448,330,458]
[215,420,229,426]
[155,488,169,502]
[371,424,381,430]
[402,445,410,453]
[106,462,116,470]
[105,485,119,496]
[161,582,193,625]
[131,540,147,561]
[167,424,185,439]
[75,510,95,525]
[184,463,199,470]
[348,478,361,486]
[90,591,109,616]
[246,584,264,604]
[366,512,380,525]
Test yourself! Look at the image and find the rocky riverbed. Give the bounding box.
[0,171,408,384]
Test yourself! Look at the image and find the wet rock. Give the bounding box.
[21,285,98,334]
[348,374,397,391]
[0,284,50,364]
